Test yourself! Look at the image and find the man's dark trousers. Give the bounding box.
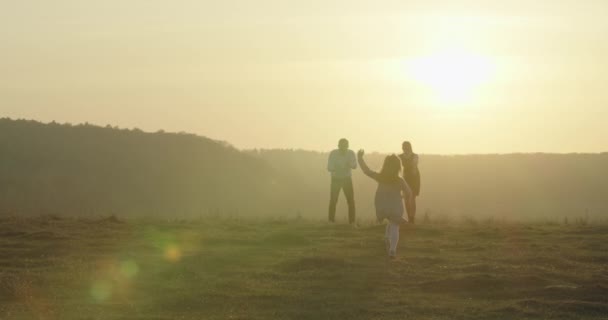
[328,177,355,223]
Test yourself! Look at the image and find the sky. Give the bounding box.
[1,0,607,154]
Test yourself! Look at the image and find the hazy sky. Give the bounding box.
[2,1,607,153]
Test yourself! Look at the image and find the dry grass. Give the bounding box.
[0,216,607,319]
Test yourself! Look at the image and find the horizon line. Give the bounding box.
[3,117,607,156]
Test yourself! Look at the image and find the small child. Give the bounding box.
[357,149,413,258]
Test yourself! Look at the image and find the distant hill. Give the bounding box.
[0,118,298,217]
[1,118,607,220]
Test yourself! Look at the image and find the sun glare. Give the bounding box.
[407,49,495,105]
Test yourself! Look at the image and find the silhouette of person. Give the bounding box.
[327,138,357,224]
[399,141,421,223]
[358,149,413,258]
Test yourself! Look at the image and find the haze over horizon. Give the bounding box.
[2,1,607,154]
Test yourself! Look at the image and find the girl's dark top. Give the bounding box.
[399,153,421,196]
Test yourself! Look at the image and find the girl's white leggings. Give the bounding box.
[385,222,400,253]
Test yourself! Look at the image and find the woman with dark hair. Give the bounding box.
[357,149,413,259]
[399,141,420,223]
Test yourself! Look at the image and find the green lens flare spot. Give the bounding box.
[91,280,112,302]
[120,260,139,279]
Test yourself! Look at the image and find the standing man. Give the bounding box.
[327,138,357,224]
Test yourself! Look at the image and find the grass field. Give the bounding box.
[1,216,607,320]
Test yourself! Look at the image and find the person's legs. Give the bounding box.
[342,177,356,224]
[328,178,342,222]
[385,221,390,238]
[388,222,400,257]
[384,222,390,253]
[408,196,417,224]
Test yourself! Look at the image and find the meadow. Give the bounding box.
[1,215,607,320]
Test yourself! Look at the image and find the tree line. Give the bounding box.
[1,118,607,220]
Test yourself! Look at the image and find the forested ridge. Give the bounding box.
[0,118,297,216]
[1,118,607,220]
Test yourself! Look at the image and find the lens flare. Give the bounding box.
[90,280,112,302]
[164,244,182,263]
[143,227,199,263]
[119,260,139,279]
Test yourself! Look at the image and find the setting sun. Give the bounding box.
[407,49,495,105]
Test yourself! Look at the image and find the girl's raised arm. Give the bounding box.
[357,149,379,180]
